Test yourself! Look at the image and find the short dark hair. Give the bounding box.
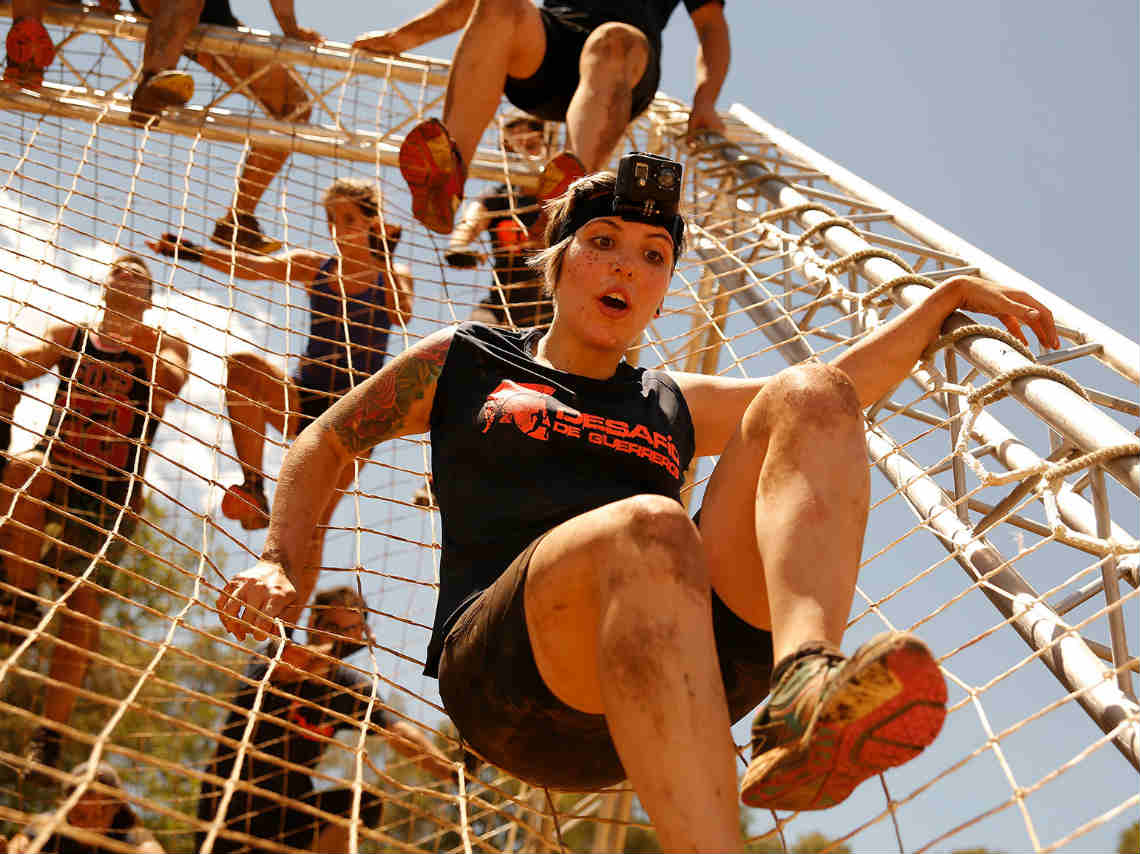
[531,171,687,292]
[313,585,365,614]
[322,177,380,221]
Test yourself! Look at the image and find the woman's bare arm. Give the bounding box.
[146,236,324,285]
[216,327,456,640]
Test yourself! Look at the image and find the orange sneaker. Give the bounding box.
[221,481,270,531]
[399,118,466,235]
[740,632,947,811]
[536,150,586,203]
[4,17,54,89]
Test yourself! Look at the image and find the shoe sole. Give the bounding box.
[399,120,461,234]
[740,634,946,811]
[537,152,586,203]
[220,486,268,530]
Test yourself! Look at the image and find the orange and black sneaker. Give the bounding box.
[740,632,947,811]
[4,16,55,89]
[221,479,270,531]
[399,118,466,235]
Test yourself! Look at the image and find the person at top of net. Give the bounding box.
[446,111,555,329]
[213,154,1060,850]
[197,585,455,854]
[0,255,190,772]
[4,0,319,254]
[147,178,412,596]
[7,760,164,854]
[353,0,730,235]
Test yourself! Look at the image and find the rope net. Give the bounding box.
[0,9,1137,853]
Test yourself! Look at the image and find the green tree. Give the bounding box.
[1119,821,1140,854]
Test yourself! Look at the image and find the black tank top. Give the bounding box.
[42,327,156,480]
[483,183,540,286]
[424,323,695,675]
[296,257,392,395]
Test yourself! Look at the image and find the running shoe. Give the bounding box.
[4,17,54,89]
[740,632,947,811]
[221,481,270,531]
[399,118,466,235]
[129,69,194,126]
[536,150,586,203]
[528,151,586,240]
[211,212,283,254]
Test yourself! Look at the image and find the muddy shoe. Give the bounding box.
[24,727,62,776]
[220,480,270,531]
[211,212,282,254]
[399,118,466,235]
[129,69,193,126]
[528,151,586,240]
[740,632,947,811]
[4,16,54,89]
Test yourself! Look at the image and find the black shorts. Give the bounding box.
[199,787,383,854]
[292,380,336,434]
[504,7,661,123]
[437,528,775,790]
[129,0,241,27]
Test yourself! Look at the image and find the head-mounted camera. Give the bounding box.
[551,152,685,249]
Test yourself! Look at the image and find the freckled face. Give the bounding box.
[553,217,674,352]
[326,197,375,257]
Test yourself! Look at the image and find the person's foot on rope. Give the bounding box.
[412,474,435,508]
[528,150,586,239]
[211,211,283,254]
[23,726,62,776]
[128,69,194,126]
[4,17,54,90]
[220,475,270,530]
[740,631,947,811]
[399,118,466,235]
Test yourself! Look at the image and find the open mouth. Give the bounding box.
[600,292,628,310]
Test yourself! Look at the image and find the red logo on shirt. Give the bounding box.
[477,380,682,478]
[286,701,335,741]
[478,380,556,441]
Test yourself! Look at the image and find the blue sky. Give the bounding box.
[0,1,1135,851]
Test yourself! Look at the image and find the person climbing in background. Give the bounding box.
[196,586,454,854]
[214,152,1061,849]
[354,0,730,234]
[148,177,412,620]
[0,255,190,771]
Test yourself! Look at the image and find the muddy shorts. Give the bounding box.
[42,470,138,593]
[437,528,774,790]
[503,7,661,123]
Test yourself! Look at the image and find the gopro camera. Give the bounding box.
[614,152,682,221]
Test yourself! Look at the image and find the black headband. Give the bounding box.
[550,191,686,251]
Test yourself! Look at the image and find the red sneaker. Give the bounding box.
[221,482,270,531]
[4,17,54,89]
[399,118,466,235]
[740,632,947,811]
[536,150,586,203]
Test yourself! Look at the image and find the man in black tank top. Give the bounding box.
[216,159,1057,845]
[0,255,190,771]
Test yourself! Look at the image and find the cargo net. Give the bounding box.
[0,7,1137,853]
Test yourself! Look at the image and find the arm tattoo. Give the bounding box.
[326,335,451,454]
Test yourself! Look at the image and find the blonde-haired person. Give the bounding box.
[213,160,1059,850]
[148,178,411,598]
[0,255,190,771]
